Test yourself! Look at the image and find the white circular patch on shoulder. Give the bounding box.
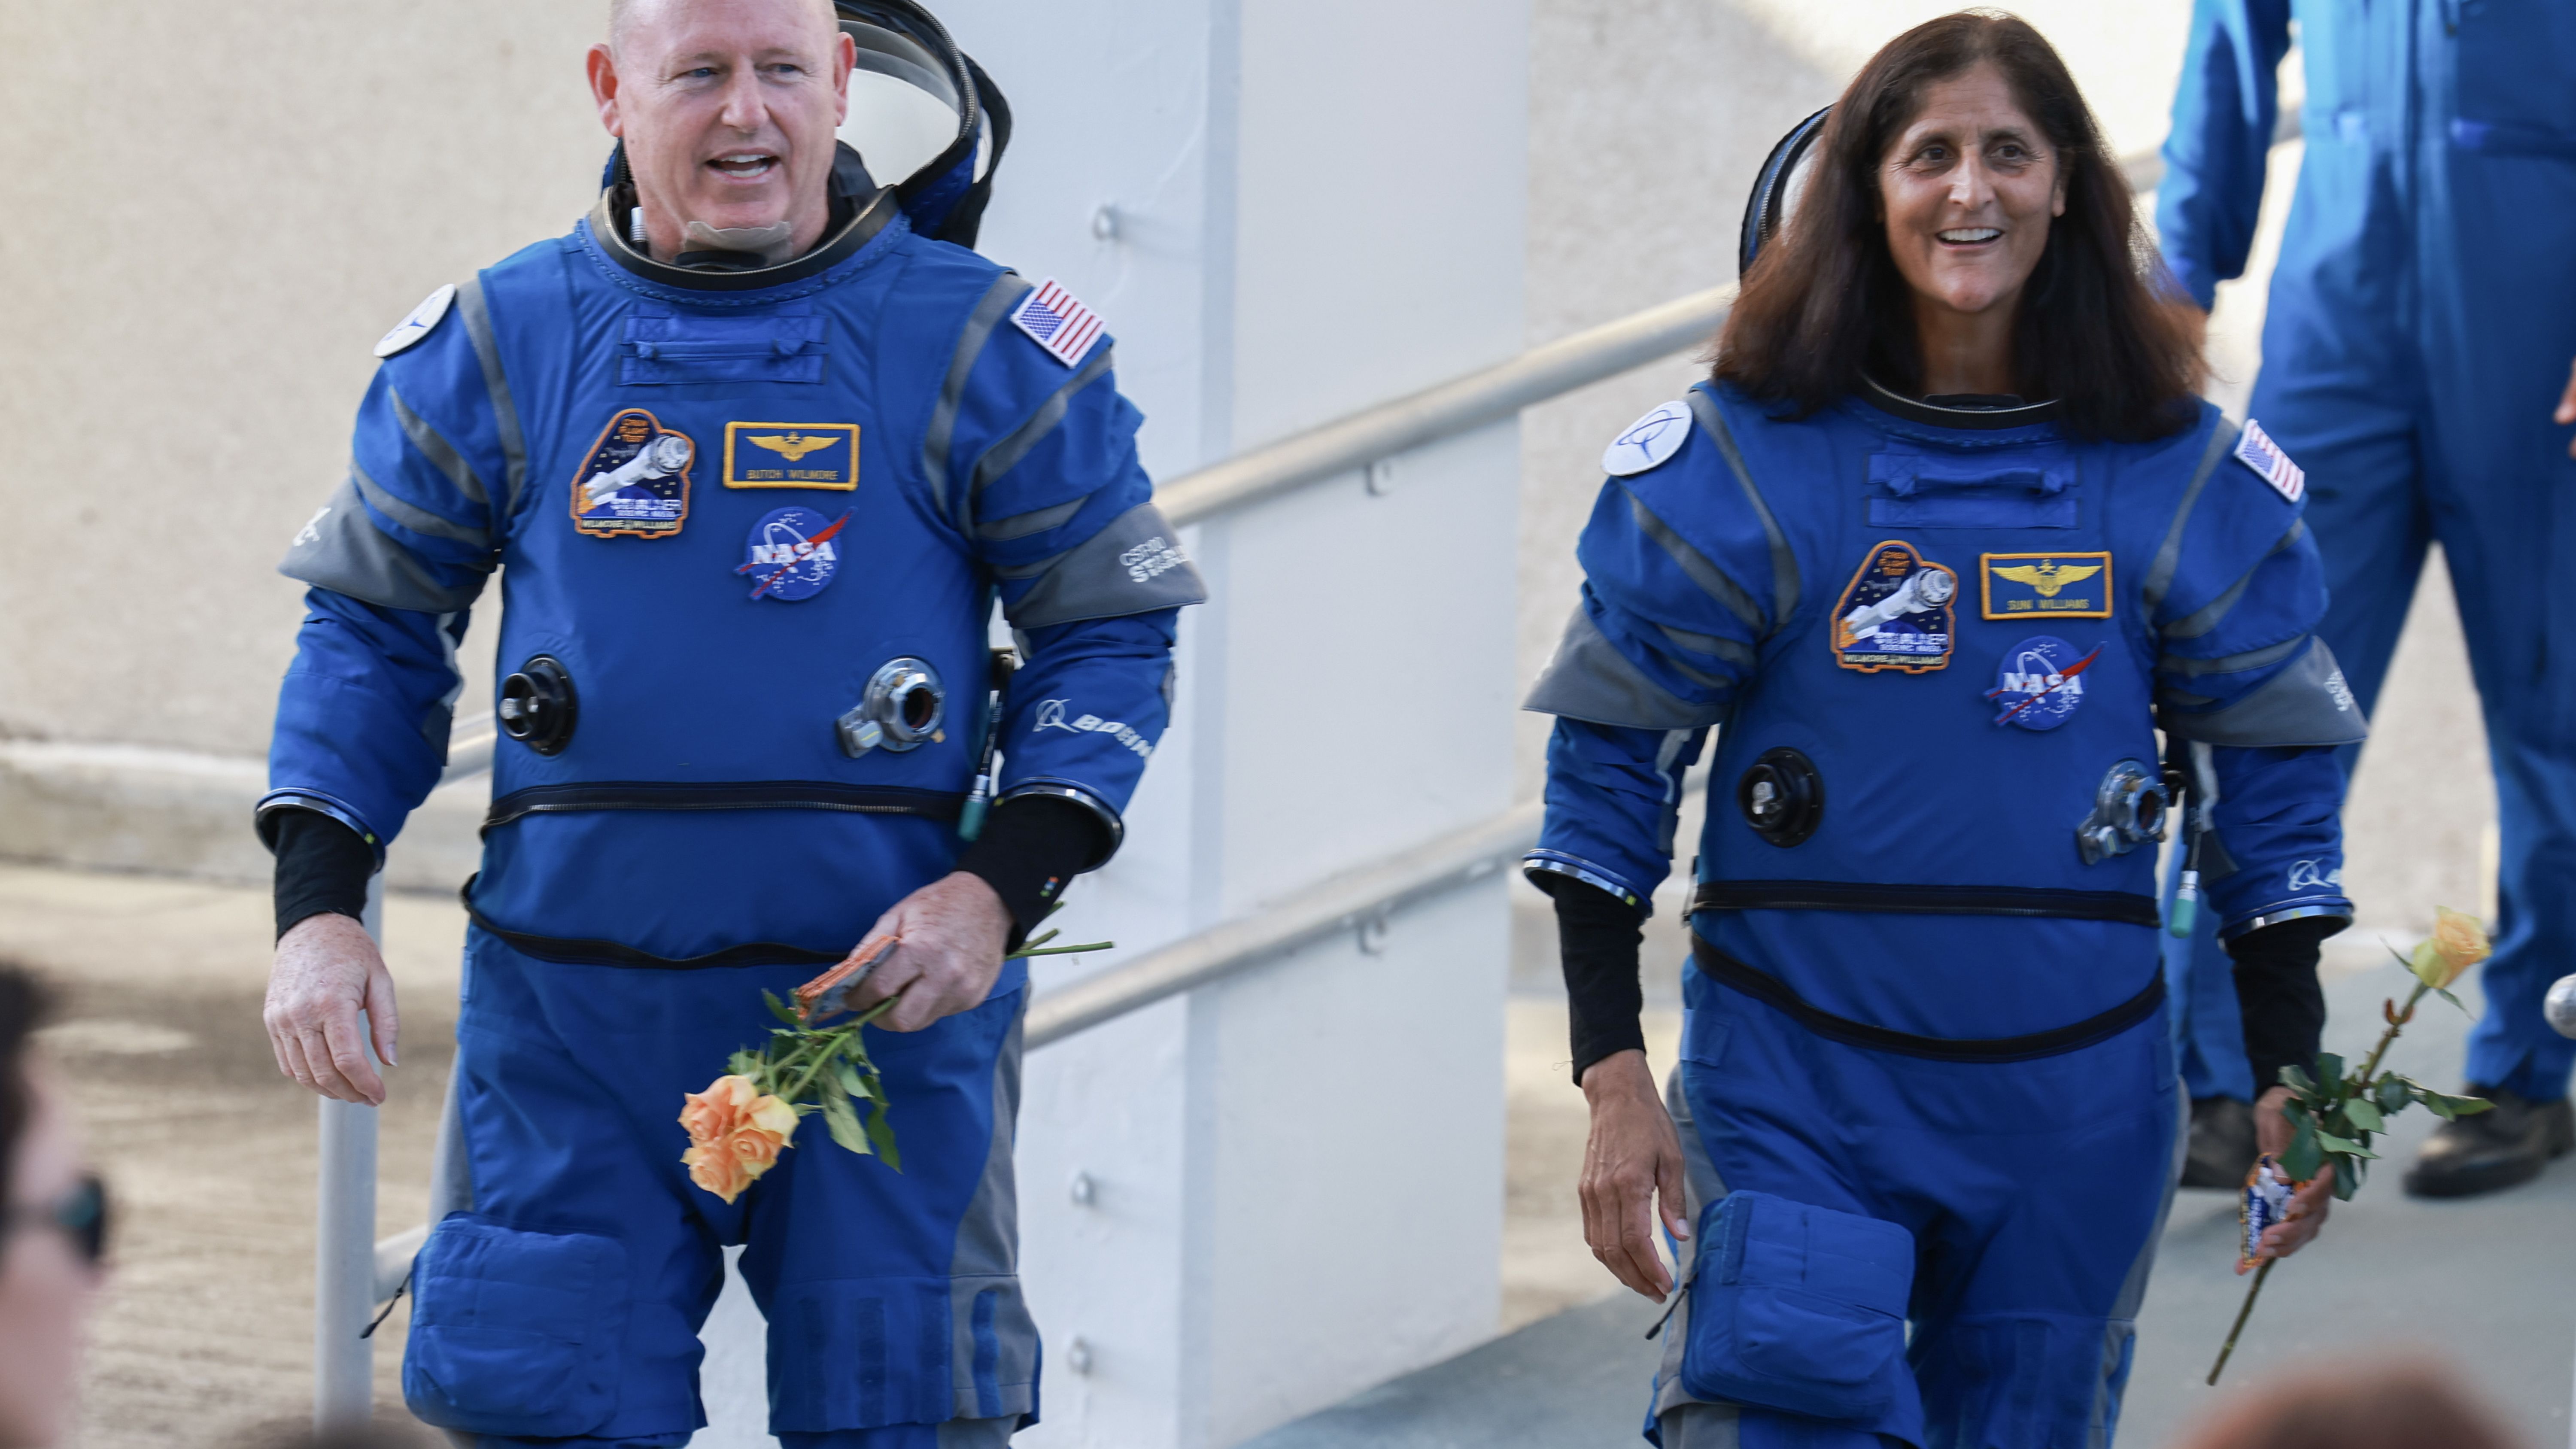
[1601,400,1693,477]
[374,283,458,358]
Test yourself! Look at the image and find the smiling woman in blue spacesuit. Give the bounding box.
[1526,15,2367,1447]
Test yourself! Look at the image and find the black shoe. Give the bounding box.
[2402,1085,2576,1199]
[2181,1096,2258,1188]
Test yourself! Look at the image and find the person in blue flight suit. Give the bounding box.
[2157,0,2576,1196]
[1527,17,2359,1447]
[254,2,1204,1445]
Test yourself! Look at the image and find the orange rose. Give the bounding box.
[2409,906,2492,991]
[680,1073,799,1203]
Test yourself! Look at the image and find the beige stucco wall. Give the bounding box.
[0,2,614,755]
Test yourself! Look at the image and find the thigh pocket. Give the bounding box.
[402,1213,630,1438]
[1680,1190,1913,1423]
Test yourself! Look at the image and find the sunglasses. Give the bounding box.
[8,1173,108,1269]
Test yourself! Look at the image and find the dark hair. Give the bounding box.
[1713,11,2200,440]
[0,966,50,1215]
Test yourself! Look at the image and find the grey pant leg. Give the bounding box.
[936,1416,1020,1448]
[1652,1063,1732,1426]
[1659,1402,1746,1448]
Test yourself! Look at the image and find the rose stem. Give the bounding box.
[2208,1259,2275,1386]
[2354,980,2429,1087]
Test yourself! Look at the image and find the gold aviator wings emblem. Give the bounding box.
[1991,559,2102,598]
[747,432,837,463]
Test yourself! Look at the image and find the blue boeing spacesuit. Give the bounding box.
[2158,3,2576,1136]
[258,11,1202,1444]
[1526,379,2360,1446]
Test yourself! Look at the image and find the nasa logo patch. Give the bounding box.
[737,507,851,601]
[1602,401,1692,477]
[2235,419,2306,503]
[571,408,694,539]
[1986,635,2103,730]
[1831,540,1956,674]
[374,283,456,358]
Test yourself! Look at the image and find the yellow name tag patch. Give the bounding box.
[723,422,859,489]
[1980,552,2113,620]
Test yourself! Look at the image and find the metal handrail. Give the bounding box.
[1157,286,1735,527]
[1027,802,1540,1049]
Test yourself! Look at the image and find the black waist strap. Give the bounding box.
[1692,880,2160,928]
[1689,936,2165,1063]
[486,781,966,832]
[462,877,844,969]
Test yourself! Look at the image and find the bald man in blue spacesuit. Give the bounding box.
[255,2,1203,1444]
[2158,0,2576,1197]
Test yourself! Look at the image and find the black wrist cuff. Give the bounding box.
[2227,914,2337,1094]
[270,808,375,942]
[1531,872,1646,1086]
[954,793,1111,939]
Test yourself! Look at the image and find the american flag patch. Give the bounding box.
[1009,279,1106,368]
[2235,418,2306,503]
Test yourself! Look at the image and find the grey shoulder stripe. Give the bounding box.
[388,386,490,507]
[2158,634,2307,678]
[1657,622,1758,670]
[451,277,529,519]
[1627,492,1766,636]
[1684,390,1798,631]
[2164,518,2303,641]
[925,274,1035,526]
[2142,418,2239,616]
[976,496,1086,542]
[350,460,492,549]
[967,346,1119,514]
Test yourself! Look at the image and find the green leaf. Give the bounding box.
[2375,1075,2410,1114]
[818,1088,871,1156]
[2435,987,2466,1012]
[865,1101,902,1171]
[2278,1064,2318,1100]
[2314,1053,2347,1094]
[827,1057,872,1101]
[2330,1157,2363,1200]
[2281,1111,2324,1181]
[2315,1131,2379,1159]
[2440,1092,2495,1117]
[2342,1098,2385,1133]
[727,1049,763,1078]
[763,990,802,1027]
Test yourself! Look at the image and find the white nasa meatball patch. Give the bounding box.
[374,283,458,358]
[1601,400,1693,477]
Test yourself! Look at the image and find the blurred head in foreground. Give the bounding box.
[0,968,100,1449]
[2179,1358,2521,1449]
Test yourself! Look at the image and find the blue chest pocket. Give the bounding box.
[622,309,827,385]
[1867,446,2077,529]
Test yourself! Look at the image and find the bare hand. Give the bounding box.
[840,872,1011,1033]
[2242,1084,2333,1270]
[2555,355,2576,458]
[1578,1050,1693,1302]
[264,912,398,1104]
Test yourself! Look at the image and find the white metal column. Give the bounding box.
[313,873,385,1428]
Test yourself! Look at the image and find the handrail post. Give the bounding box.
[314,873,384,1429]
